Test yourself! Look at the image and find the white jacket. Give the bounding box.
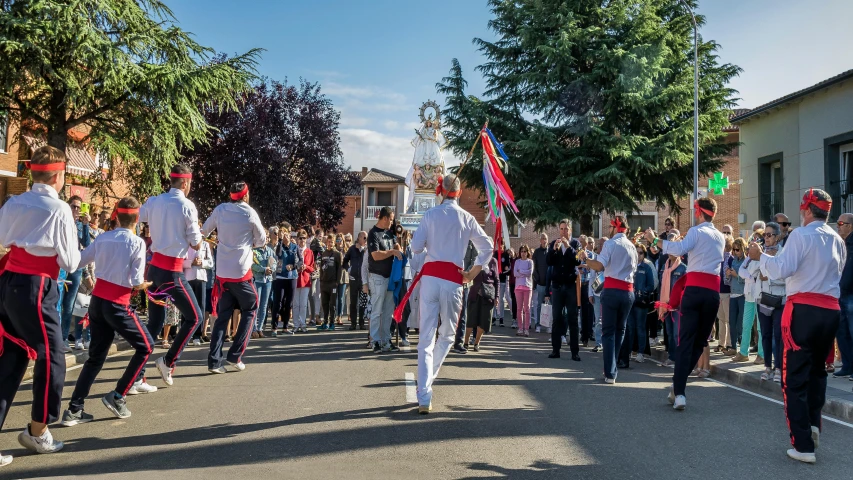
[739,259,762,303]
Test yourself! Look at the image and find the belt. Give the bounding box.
[684,272,720,292]
[92,279,133,305]
[393,261,461,322]
[0,246,60,280]
[782,293,839,352]
[604,277,633,291]
[150,252,184,272]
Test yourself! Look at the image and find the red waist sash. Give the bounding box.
[211,269,253,314]
[684,272,720,292]
[603,277,633,291]
[92,279,133,305]
[393,261,462,322]
[0,246,60,280]
[781,293,839,352]
[150,252,184,272]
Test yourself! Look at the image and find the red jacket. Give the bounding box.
[297,248,315,288]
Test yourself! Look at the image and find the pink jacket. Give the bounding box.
[513,258,534,290]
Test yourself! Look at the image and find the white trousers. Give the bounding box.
[417,276,463,406]
[293,287,310,328]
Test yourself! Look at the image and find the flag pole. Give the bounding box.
[454,120,488,180]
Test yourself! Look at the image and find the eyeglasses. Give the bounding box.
[838,221,850,227]
[732,248,741,252]
[763,232,776,237]
[780,222,791,227]
[722,231,732,235]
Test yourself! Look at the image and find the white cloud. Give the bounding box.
[323,81,406,103]
[382,120,400,130]
[339,128,464,176]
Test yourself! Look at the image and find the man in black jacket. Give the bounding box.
[531,234,549,333]
[342,231,368,330]
[835,213,853,377]
[546,219,582,360]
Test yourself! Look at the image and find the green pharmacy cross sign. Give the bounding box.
[708,171,729,195]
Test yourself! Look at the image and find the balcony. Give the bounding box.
[365,205,394,219]
[759,192,783,222]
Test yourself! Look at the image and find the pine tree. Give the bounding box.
[437,0,741,232]
[0,1,260,198]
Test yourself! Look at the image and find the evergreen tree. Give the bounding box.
[0,0,260,197]
[438,0,740,232]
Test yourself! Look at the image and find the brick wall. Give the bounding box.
[332,195,360,236]
[0,118,21,176]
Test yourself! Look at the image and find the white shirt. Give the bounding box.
[410,250,427,275]
[201,201,266,279]
[596,233,637,283]
[0,183,81,273]
[662,222,724,275]
[759,221,844,297]
[138,188,202,259]
[411,199,493,268]
[79,228,145,288]
[183,240,214,282]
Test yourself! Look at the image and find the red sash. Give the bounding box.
[781,293,839,352]
[211,270,253,314]
[393,261,462,322]
[0,246,60,280]
[150,252,184,272]
[603,277,633,291]
[684,272,720,292]
[92,279,133,305]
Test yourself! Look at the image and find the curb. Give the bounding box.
[647,348,853,422]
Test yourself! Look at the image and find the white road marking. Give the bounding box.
[646,356,853,429]
[404,372,417,403]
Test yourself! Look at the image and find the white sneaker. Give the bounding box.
[18,427,63,454]
[535,326,541,333]
[662,359,674,368]
[0,452,11,467]
[649,337,657,347]
[673,395,686,410]
[561,336,568,346]
[511,321,518,329]
[636,353,645,363]
[227,360,246,372]
[208,366,226,374]
[191,338,201,346]
[155,357,173,386]
[811,426,820,449]
[74,339,83,351]
[774,369,782,383]
[83,340,90,350]
[127,379,157,395]
[786,449,816,464]
[604,377,616,384]
[546,327,552,334]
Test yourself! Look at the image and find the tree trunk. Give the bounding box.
[580,214,594,237]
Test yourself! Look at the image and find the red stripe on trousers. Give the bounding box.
[169,280,200,368]
[124,305,153,396]
[36,277,50,423]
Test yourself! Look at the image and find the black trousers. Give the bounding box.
[184,279,206,339]
[580,282,593,342]
[320,282,336,324]
[673,287,720,396]
[0,272,64,428]
[145,265,202,368]
[782,303,840,453]
[271,278,296,328]
[455,286,469,346]
[551,283,579,355]
[209,279,258,369]
[349,278,366,327]
[70,296,154,409]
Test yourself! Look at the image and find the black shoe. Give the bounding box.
[548,352,560,359]
[617,362,629,369]
[591,346,600,353]
[453,344,468,354]
[572,354,581,361]
[373,342,381,353]
[359,324,366,330]
[499,321,505,327]
[388,344,400,352]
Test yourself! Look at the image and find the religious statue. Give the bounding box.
[406,100,447,212]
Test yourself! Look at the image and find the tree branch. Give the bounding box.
[66,93,131,129]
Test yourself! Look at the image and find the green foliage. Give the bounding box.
[0,0,261,198]
[438,0,741,230]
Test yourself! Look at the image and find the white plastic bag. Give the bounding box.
[72,292,91,318]
[539,303,553,328]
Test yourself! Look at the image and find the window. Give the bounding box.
[375,190,393,207]
[759,152,783,222]
[0,113,7,153]
[626,213,657,233]
[840,144,853,214]
[508,222,520,238]
[571,215,601,238]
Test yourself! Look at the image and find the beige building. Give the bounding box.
[733,69,853,228]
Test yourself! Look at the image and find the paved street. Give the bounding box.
[2,326,853,479]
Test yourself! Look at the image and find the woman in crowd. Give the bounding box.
[513,244,534,336]
[293,230,314,333]
[318,234,342,330]
[755,222,786,381]
[465,255,499,351]
[715,234,733,353]
[495,245,512,327]
[271,224,300,336]
[335,233,348,326]
[738,241,765,363]
[726,237,747,357]
[251,228,277,339]
[343,231,368,330]
[508,247,518,329]
[619,244,655,365]
[657,232,686,367]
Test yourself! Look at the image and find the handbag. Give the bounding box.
[592,275,604,295]
[758,292,783,309]
[72,292,91,318]
[539,303,553,328]
[478,282,496,302]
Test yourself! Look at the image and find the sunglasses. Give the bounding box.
[839,221,850,227]
[780,222,791,227]
[763,232,776,237]
[732,248,741,252]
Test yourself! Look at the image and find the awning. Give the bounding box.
[21,135,98,176]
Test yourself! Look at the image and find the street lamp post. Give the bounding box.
[679,0,699,226]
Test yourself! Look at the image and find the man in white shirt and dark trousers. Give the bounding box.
[645,197,724,410]
[203,182,266,374]
[582,216,637,384]
[0,146,81,461]
[748,189,844,464]
[61,197,155,425]
[138,164,204,387]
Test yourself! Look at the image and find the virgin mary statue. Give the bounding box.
[405,101,446,212]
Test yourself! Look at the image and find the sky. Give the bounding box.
[168,0,853,176]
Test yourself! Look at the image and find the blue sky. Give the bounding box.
[168,0,853,176]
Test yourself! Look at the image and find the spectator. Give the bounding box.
[751,221,765,245]
[464,256,499,351]
[754,222,786,382]
[251,229,277,338]
[508,247,518,328]
[739,241,765,362]
[318,234,342,330]
[727,238,748,359]
[343,231,368,330]
[184,221,214,345]
[531,233,549,333]
[513,244,534,336]
[657,232,687,367]
[579,237,596,346]
[367,207,402,353]
[335,233,348,326]
[836,213,853,378]
[619,244,655,365]
[308,227,325,326]
[292,230,314,333]
[495,244,512,327]
[453,241,479,353]
[546,219,582,360]
[271,224,301,336]
[774,213,792,246]
[716,227,733,352]
[63,195,92,351]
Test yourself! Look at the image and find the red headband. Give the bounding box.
[170,173,192,179]
[610,218,627,233]
[694,200,715,220]
[29,162,66,172]
[230,184,249,201]
[434,176,461,199]
[116,208,139,214]
[800,188,831,212]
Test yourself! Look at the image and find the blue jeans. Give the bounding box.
[838,295,853,373]
[336,283,348,319]
[533,284,548,328]
[593,295,602,345]
[758,305,784,370]
[620,305,648,364]
[728,295,745,349]
[61,269,83,342]
[254,281,272,332]
[601,288,634,380]
[665,311,679,361]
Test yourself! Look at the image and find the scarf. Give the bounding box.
[655,257,682,319]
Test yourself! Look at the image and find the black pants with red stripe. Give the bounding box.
[208,280,258,369]
[782,304,840,453]
[69,296,154,410]
[145,264,202,368]
[0,272,65,429]
[673,286,719,396]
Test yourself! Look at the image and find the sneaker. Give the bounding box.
[511,321,518,329]
[208,366,227,374]
[191,338,202,346]
[227,360,246,372]
[0,452,11,467]
[388,344,400,352]
[673,395,686,410]
[546,327,552,334]
[499,320,505,327]
[83,340,90,350]
[401,338,411,347]
[723,348,737,357]
[649,337,657,347]
[155,357,174,386]
[636,353,645,363]
[329,324,336,331]
[127,379,157,395]
[832,370,852,378]
[524,331,530,337]
[63,342,72,353]
[592,345,601,353]
[61,408,94,427]
[786,449,816,464]
[774,369,782,383]
[604,377,616,384]
[74,339,84,351]
[753,355,765,365]
[418,403,432,414]
[453,344,468,354]
[18,426,63,454]
[271,330,278,337]
[761,368,772,381]
[102,393,131,419]
[561,336,568,346]
[732,353,750,363]
[661,359,674,368]
[472,344,480,352]
[373,342,382,354]
[535,326,541,333]
[317,324,327,331]
[697,369,710,378]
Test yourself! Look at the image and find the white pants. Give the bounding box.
[368,273,394,346]
[408,282,421,329]
[293,287,310,328]
[417,276,463,406]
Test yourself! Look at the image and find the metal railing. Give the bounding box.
[365,205,394,219]
[760,192,783,222]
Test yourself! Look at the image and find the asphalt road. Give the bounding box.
[2,326,853,479]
